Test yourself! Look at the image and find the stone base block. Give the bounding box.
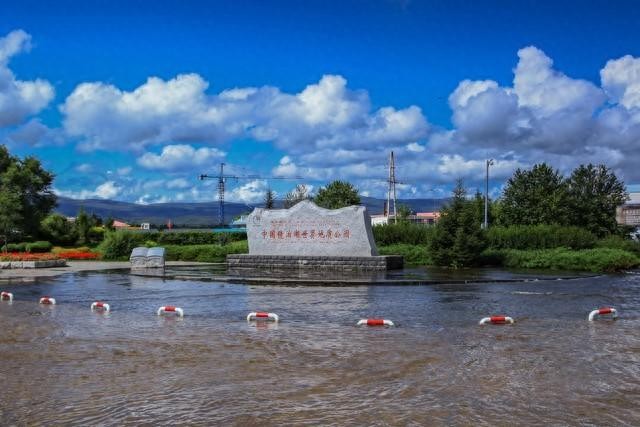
[226,254,403,271]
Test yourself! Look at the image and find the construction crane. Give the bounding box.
[199,163,303,226]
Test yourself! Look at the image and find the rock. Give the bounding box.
[130,247,148,269]
[246,200,378,257]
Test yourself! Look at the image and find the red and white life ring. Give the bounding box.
[247,311,279,322]
[588,307,618,321]
[1,291,13,302]
[91,301,110,312]
[39,296,56,305]
[157,305,184,317]
[479,315,514,325]
[357,319,394,327]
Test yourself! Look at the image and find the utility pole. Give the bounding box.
[387,151,397,223]
[484,158,494,229]
[217,163,225,226]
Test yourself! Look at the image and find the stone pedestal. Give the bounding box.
[227,254,403,271]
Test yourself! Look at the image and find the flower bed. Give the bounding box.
[55,250,100,260]
[0,252,60,261]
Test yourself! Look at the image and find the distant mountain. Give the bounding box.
[55,196,448,226]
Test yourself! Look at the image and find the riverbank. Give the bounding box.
[0,261,216,281]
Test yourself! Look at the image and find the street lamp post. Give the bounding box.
[484,159,494,229]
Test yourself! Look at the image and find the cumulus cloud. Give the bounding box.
[137,144,226,171]
[55,181,122,200]
[166,177,191,189]
[0,30,55,128]
[226,179,269,204]
[61,73,430,153]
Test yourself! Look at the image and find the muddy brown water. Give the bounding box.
[1,271,639,425]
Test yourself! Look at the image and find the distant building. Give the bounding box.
[112,220,130,229]
[231,215,248,228]
[617,191,640,226]
[370,212,440,226]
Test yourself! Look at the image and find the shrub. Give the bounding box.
[378,243,431,265]
[87,226,105,245]
[4,242,27,252]
[373,223,435,246]
[145,231,247,246]
[597,235,640,255]
[486,225,597,250]
[97,231,147,260]
[25,241,53,253]
[164,240,248,263]
[481,248,640,272]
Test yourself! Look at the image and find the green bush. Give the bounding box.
[97,231,147,260]
[486,225,597,250]
[373,223,435,246]
[87,226,105,245]
[4,242,27,252]
[481,248,640,272]
[597,235,640,255]
[25,241,53,253]
[164,241,248,262]
[143,231,247,246]
[378,244,431,265]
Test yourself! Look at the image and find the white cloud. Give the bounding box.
[166,177,191,189]
[61,73,430,153]
[0,30,55,128]
[117,166,132,176]
[75,163,92,173]
[226,179,268,204]
[406,142,425,152]
[55,181,121,200]
[137,144,226,171]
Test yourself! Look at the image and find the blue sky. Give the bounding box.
[1,0,640,204]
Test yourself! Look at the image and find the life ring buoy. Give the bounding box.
[588,307,618,321]
[357,319,394,327]
[39,296,56,305]
[479,315,514,325]
[1,291,13,302]
[247,311,279,322]
[91,301,110,312]
[157,306,184,317]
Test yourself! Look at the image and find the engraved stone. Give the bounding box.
[246,200,378,257]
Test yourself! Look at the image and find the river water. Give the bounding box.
[1,271,639,425]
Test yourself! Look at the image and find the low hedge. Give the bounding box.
[164,241,248,262]
[2,241,53,253]
[97,230,247,260]
[373,223,435,246]
[378,243,431,265]
[486,225,597,250]
[481,247,640,272]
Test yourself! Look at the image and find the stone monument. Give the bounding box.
[130,246,166,269]
[227,200,403,271]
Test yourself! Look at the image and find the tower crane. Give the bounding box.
[199,163,303,226]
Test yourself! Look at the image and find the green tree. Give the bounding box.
[429,180,486,268]
[284,184,309,208]
[0,145,56,238]
[566,164,628,236]
[75,207,92,245]
[0,190,22,251]
[264,187,275,209]
[396,203,413,223]
[313,180,360,209]
[499,163,569,226]
[40,214,78,246]
[105,216,115,231]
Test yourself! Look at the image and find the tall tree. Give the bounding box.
[499,163,569,226]
[0,145,56,238]
[75,207,92,245]
[284,184,309,208]
[0,190,22,251]
[313,180,360,209]
[264,187,275,209]
[429,180,486,268]
[566,164,628,236]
